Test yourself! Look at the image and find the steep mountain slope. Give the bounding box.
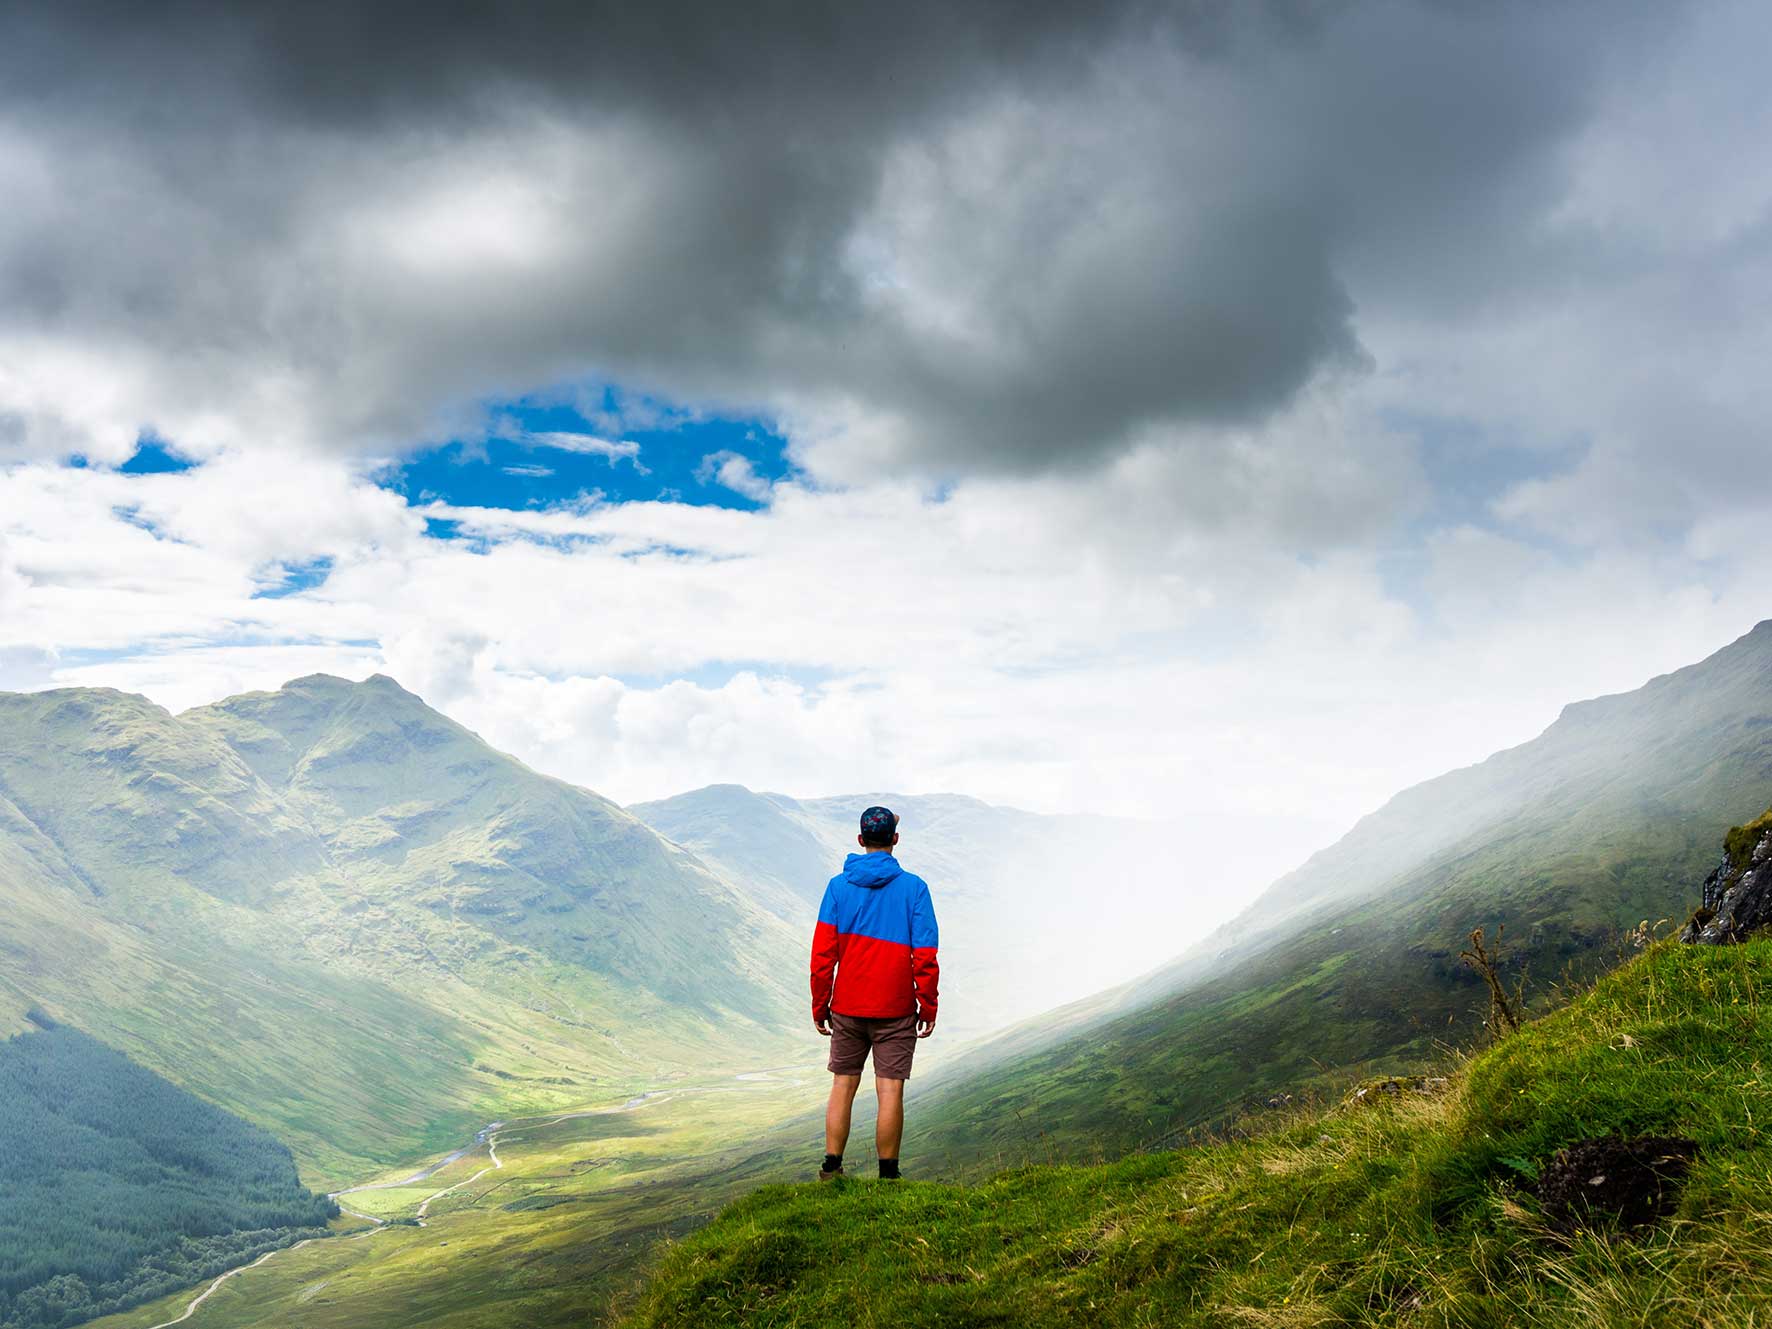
[186,676,793,1017]
[632,787,1236,1039]
[621,935,1772,1328]
[906,620,1772,1168]
[0,676,802,1183]
[0,1021,336,1329]
[627,785,837,925]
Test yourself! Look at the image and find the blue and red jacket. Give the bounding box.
[811,852,939,1024]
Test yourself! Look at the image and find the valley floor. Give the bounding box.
[83,1064,833,1329]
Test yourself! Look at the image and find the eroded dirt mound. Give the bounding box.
[1537,1135,1695,1232]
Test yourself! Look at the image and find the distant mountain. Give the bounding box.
[631,785,841,924]
[0,675,803,1184]
[632,786,1225,1039]
[907,620,1772,1169]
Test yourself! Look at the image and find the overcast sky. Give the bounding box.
[2,1,1770,899]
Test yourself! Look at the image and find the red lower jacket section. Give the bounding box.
[912,946,939,1022]
[811,921,939,1021]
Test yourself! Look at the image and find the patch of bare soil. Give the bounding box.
[1536,1135,1695,1233]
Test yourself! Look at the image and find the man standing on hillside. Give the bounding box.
[810,805,939,1181]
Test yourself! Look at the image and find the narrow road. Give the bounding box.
[415,1130,502,1223]
[142,1236,330,1329]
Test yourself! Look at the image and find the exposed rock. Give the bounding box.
[1681,819,1772,944]
[1344,1074,1447,1106]
[1536,1135,1695,1232]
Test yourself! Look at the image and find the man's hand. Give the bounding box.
[916,1017,935,1039]
[815,1015,832,1037]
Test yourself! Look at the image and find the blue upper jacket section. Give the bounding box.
[817,852,938,950]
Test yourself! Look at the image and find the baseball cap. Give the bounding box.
[859,805,898,842]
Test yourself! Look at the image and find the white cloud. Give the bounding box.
[528,432,644,465]
[2,1,1770,952]
[695,450,773,502]
[2,446,1762,854]
[0,533,27,613]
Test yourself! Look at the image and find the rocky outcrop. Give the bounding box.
[1681,812,1772,944]
[1343,1074,1448,1106]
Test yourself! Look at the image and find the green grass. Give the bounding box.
[1724,808,1772,872]
[617,938,1772,1327]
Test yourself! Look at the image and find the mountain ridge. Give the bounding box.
[0,674,807,1183]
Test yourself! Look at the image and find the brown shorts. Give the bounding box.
[827,1012,918,1080]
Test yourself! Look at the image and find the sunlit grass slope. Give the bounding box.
[620,938,1772,1328]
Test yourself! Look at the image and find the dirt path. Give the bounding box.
[142,1235,323,1329]
[414,1130,503,1223]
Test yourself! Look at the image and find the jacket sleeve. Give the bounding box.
[810,881,839,1022]
[910,880,939,1023]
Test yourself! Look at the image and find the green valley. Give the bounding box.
[7,625,1772,1329]
[84,1066,827,1329]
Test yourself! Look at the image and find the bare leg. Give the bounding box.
[875,1075,905,1160]
[825,1074,862,1156]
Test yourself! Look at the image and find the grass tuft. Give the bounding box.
[1723,806,1772,872]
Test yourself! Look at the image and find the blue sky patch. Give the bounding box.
[253,557,335,599]
[1382,409,1584,530]
[381,386,793,525]
[118,436,198,475]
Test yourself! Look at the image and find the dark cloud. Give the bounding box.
[0,0,1695,475]
[4,1,1130,128]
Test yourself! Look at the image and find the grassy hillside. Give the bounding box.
[0,796,490,1186]
[0,1022,335,1329]
[0,676,805,1183]
[904,622,1772,1169]
[619,935,1772,1327]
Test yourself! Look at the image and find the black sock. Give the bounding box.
[822,1153,843,1172]
[878,1158,900,1179]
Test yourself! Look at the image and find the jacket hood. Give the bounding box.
[842,852,903,889]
